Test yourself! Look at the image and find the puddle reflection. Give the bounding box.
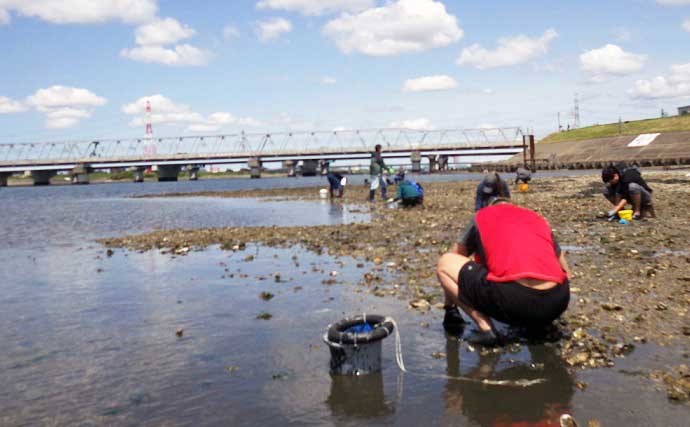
[326,373,396,419]
[443,339,575,427]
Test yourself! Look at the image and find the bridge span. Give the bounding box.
[0,127,529,185]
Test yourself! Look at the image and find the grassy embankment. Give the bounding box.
[540,114,690,143]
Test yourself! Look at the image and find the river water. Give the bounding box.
[0,175,687,426]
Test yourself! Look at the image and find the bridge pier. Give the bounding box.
[248,157,262,179]
[427,155,438,173]
[157,165,181,182]
[31,170,55,186]
[411,151,422,173]
[319,159,330,175]
[301,159,319,176]
[188,166,201,181]
[0,172,10,187]
[283,160,296,177]
[132,166,146,183]
[71,164,90,185]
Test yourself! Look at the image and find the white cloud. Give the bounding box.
[25,85,106,128]
[402,75,457,92]
[0,96,27,113]
[256,0,374,16]
[457,28,557,69]
[122,95,260,132]
[135,17,194,45]
[223,24,240,40]
[657,0,690,5]
[0,0,157,24]
[683,19,690,32]
[44,108,92,129]
[120,44,211,66]
[323,0,463,56]
[0,8,9,24]
[27,85,107,109]
[321,76,337,85]
[390,118,434,130]
[580,44,647,82]
[628,62,690,99]
[256,17,292,42]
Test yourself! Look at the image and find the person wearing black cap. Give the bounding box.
[474,172,510,211]
[601,163,655,220]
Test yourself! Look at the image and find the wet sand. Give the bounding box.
[101,171,690,403]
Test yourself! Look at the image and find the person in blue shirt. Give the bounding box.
[326,171,344,198]
[390,178,423,207]
[474,172,510,211]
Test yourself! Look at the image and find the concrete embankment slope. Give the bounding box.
[497,131,690,170]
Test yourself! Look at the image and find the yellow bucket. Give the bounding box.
[618,210,633,221]
[518,183,529,193]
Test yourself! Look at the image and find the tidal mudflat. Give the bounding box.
[105,171,690,407]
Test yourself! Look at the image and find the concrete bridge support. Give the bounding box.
[411,151,422,173]
[157,165,181,182]
[427,155,438,173]
[248,157,262,179]
[0,172,10,187]
[188,166,201,181]
[132,167,146,183]
[283,160,296,177]
[31,170,55,186]
[301,159,319,176]
[71,165,90,185]
[319,159,330,175]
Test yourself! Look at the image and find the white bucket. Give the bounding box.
[319,188,329,199]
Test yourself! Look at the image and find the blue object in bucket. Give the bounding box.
[345,323,373,334]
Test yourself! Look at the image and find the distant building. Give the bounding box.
[679,105,690,115]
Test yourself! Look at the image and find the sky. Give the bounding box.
[1,0,690,144]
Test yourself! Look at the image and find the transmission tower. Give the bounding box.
[573,93,581,129]
[145,99,153,138]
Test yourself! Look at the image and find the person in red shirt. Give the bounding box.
[436,198,572,345]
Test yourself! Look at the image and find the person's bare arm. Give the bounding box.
[559,252,572,280]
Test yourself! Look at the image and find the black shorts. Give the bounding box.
[400,197,422,207]
[458,262,569,327]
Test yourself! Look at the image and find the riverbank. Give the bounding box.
[102,171,690,403]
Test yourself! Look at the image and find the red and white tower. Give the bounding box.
[145,99,153,138]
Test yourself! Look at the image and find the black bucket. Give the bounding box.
[323,314,395,375]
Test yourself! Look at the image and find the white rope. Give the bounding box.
[384,316,546,387]
[387,317,407,373]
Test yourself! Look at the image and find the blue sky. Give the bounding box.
[1,0,689,143]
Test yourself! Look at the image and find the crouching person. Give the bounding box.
[436,198,572,345]
[601,164,655,220]
[326,171,344,198]
[390,178,423,207]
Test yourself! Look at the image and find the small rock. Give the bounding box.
[409,299,431,311]
[259,292,274,301]
[431,351,446,359]
[175,328,184,337]
[256,312,272,320]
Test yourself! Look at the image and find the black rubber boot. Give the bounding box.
[443,306,467,334]
[368,190,375,202]
[467,329,500,347]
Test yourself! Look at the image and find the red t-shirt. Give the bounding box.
[474,204,566,283]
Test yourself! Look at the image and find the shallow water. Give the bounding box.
[1,177,688,426]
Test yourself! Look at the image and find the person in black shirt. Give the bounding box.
[601,163,655,220]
